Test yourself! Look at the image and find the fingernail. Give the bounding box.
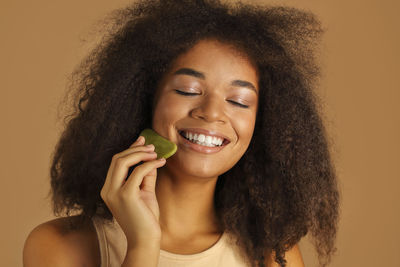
[158,158,165,161]
[146,144,154,149]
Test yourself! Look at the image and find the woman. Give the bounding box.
[23,0,339,266]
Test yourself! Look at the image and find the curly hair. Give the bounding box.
[49,0,340,266]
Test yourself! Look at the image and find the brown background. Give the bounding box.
[1,0,399,266]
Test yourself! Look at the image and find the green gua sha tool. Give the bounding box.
[139,128,177,159]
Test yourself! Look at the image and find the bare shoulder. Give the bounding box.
[265,244,305,267]
[23,215,100,267]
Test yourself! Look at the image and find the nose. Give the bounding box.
[190,94,227,123]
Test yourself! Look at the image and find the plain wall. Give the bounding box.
[1,0,399,266]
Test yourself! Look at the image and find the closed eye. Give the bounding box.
[227,100,249,108]
[175,90,249,108]
[174,90,199,96]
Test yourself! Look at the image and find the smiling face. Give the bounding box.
[152,39,259,179]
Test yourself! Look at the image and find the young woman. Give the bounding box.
[23,1,339,267]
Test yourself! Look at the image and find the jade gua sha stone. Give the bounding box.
[139,128,177,159]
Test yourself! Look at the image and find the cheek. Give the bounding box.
[232,112,257,147]
[152,96,186,129]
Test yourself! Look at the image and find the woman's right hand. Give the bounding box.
[100,135,166,247]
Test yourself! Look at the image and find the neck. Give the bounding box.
[155,165,222,239]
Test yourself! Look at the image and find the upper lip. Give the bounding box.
[178,128,231,143]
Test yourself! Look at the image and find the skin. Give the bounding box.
[23,39,304,267]
[152,39,259,246]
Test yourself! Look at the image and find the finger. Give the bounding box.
[123,158,166,194]
[102,143,155,194]
[140,169,158,193]
[101,159,119,199]
[120,144,155,157]
[102,135,144,195]
[108,151,158,192]
[130,135,145,148]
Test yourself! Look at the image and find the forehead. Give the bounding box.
[164,39,259,89]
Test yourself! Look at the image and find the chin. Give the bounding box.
[166,154,229,180]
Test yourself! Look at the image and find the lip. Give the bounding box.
[177,128,231,154]
[177,133,228,154]
[178,128,231,143]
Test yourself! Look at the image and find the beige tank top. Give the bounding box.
[91,216,251,267]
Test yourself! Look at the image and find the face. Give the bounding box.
[152,39,259,179]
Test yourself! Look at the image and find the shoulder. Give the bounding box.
[23,215,100,267]
[265,244,304,267]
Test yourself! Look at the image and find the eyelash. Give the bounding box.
[174,90,249,108]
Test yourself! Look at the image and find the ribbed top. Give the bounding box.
[159,231,227,260]
[91,216,251,267]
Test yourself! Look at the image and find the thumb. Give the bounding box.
[139,169,158,193]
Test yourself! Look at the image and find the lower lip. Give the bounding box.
[177,133,227,154]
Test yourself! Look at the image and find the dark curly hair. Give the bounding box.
[49,0,340,266]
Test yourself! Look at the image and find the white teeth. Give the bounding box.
[212,136,218,144]
[198,134,205,142]
[194,140,214,147]
[182,131,224,147]
[213,136,223,146]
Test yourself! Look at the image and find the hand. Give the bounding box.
[100,135,166,246]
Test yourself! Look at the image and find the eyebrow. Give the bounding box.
[173,68,258,95]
